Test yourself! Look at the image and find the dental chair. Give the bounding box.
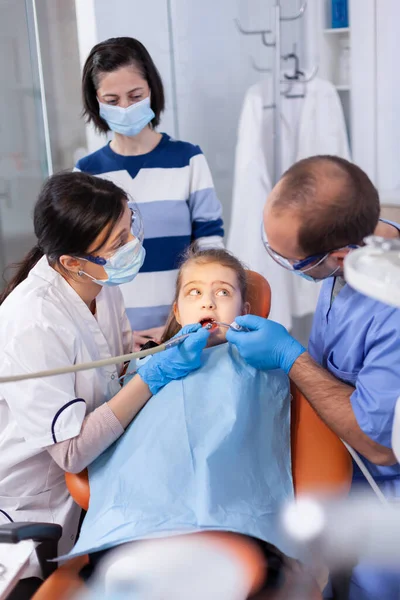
[0,271,352,600]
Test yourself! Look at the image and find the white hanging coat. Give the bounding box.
[0,257,132,576]
[228,77,351,330]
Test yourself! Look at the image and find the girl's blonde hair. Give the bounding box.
[161,245,247,343]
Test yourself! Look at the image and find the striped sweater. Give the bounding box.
[75,133,224,331]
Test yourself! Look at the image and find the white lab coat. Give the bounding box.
[0,257,132,576]
[228,76,351,330]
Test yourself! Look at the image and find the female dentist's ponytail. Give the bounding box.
[0,171,128,305]
[1,246,44,303]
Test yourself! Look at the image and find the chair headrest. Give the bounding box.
[245,271,271,319]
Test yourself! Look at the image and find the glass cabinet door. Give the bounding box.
[0,0,49,283]
[0,0,85,288]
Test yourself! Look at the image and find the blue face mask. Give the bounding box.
[80,238,146,287]
[99,97,155,137]
[292,265,340,283]
[292,270,317,282]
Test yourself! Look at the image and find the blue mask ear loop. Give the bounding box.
[77,268,107,284]
[76,255,107,283]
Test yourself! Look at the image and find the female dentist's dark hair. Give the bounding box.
[0,171,127,304]
[82,37,165,133]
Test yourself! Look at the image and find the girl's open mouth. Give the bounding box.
[199,317,218,332]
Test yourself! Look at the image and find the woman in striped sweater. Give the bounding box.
[76,37,224,349]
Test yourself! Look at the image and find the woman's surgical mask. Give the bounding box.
[79,238,146,287]
[99,96,155,137]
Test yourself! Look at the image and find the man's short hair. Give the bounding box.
[274,156,380,256]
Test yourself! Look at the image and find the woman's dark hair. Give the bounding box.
[0,171,127,304]
[82,37,165,133]
[160,246,248,343]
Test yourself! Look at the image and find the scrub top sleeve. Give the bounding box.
[350,311,400,448]
[0,325,86,448]
[188,150,224,241]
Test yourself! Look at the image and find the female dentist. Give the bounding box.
[0,171,209,595]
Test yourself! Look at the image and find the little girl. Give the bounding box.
[69,247,318,597]
[148,245,250,348]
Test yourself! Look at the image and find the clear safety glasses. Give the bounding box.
[129,203,144,244]
[83,203,144,267]
[261,223,357,274]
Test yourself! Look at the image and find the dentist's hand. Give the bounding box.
[226,315,306,374]
[137,323,210,395]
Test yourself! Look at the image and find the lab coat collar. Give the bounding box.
[30,256,112,340]
[31,256,103,322]
[31,257,121,383]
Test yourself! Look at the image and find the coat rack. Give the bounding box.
[235,1,317,186]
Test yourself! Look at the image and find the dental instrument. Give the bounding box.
[119,320,249,383]
[0,319,251,385]
[0,331,193,385]
[200,318,249,332]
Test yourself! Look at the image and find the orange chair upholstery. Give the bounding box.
[33,556,88,600]
[245,270,352,495]
[67,468,89,512]
[34,270,352,600]
[291,384,352,494]
[245,270,271,320]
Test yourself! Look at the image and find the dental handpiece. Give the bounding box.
[0,322,248,384]
[163,332,192,349]
[118,332,193,382]
[0,333,194,384]
[119,323,248,382]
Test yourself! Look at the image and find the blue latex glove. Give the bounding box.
[226,315,306,374]
[137,323,210,395]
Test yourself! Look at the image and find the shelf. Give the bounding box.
[336,84,350,91]
[323,27,350,34]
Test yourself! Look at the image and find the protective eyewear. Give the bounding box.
[261,223,357,273]
[82,204,144,267]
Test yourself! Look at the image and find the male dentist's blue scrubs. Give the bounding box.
[308,228,400,600]
[228,220,400,600]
